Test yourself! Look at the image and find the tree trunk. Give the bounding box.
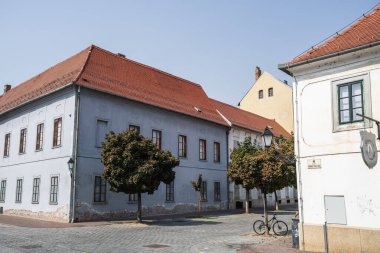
[198,192,201,212]
[137,192,142,223]
[274,191,279,211]
[245,189,250,214]
[263,192,269,235]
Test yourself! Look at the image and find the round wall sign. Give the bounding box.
[360,131,378,168]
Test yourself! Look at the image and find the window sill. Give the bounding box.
[165,200,175,203]
[199,159,207,162]
[214,200,221,202]
[333,121,368,133]
[18,153,26,155]
[32,202,39,204]
[49,202,58,205]
[52,145,62,149]
[93,201,107,205]
[128,201,137,204]
[35,149,43,152]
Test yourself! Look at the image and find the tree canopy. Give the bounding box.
[101,130,179,221]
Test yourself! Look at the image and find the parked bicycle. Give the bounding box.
[253,214,288,236]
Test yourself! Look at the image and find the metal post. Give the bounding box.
[323,222,329,253]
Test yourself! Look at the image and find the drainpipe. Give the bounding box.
[293,75,305,249]
[226,129,230,210]
[70,85,81,223]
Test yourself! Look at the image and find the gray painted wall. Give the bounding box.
[74,87,229,220]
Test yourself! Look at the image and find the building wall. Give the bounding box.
[0,87,76,222]
[228,126,297,209]
[292,46,380,252]
[74,88,229,220]
[239,72,294,133]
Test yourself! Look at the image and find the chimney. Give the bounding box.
[3,84,11,94]
[284,80,288,85]
[255,66,262,81]
[117,53,126,58]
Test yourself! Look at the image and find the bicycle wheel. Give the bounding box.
[272,221,288,236]
[253,220,266,235]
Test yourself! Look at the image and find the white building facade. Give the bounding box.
[280,7,380,252]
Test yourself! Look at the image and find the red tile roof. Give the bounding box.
[211,99,290,137]
[0,45,228,126]
[287,6,380,65]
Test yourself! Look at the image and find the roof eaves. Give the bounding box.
[279,40,380,76]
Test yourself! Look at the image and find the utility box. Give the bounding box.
[324,195,347,224]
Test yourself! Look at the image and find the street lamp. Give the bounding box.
[262,127,273,148]
[67,158,74,177]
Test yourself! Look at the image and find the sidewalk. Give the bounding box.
[0,206,297,228]
[238,237,317,253]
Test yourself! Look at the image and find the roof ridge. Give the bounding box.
[74,45,94,83]
[91,45,202,88]
[210,98,277,123]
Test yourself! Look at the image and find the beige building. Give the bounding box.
[239,67,293,133]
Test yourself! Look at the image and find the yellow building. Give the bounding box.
[238,67,293,133]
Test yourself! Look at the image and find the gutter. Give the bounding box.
[278,41,380,76]
[293,76,305,249]
[226,129,230,210]
[70,85,81,223]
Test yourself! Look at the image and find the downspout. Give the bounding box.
[293,75,305,249]
[226,129,230,210]
[70,85,81,223]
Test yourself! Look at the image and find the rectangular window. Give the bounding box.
[129,193,137,203]
[32,178,40,204]
[15,179,23,203]
[201,181,207,201]
[96,120,108,147]
[19,128,27,154]
[199,139,206,160]
[53,118,62,147]
[129,125,140,134]
[94,176,107,202]
[3,133,10,157]
[50,176,59,204]
[214,182,221,201]
[268,88,273,97]
[258,90,263,99]
[338,81,363,124]
[213,142,220,162]
[166,181,174,202]
[178,135,187,158]
[0,180,6,202]
[36,123,44,151]
[152,130,162,150]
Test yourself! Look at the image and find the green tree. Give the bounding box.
[191,174,203,212]
[244,135,296,235]
[227,137,260,214]
[101,130,179,222]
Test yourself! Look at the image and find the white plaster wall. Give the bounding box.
[293,47,380,229]
[0,87,76,221]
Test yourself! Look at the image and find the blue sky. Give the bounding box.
[0,1,378,105]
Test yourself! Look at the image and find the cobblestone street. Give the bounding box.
[0,211,295,253]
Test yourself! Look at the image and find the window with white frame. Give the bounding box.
[332,74,372,132]
[166,181,174,202]
[201,181,207,201]
[0,180,6,202]
[15,179,23,203]
[129,193,137,203]
[214,182,221,201]
[36,123,44,151]
[94,176,106,202]
[96,120,108,147]
[3,133,11,157]
[19,128,27,154]
[32,178,40,204]
[53,118,62,147]
[50,176,59,204]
